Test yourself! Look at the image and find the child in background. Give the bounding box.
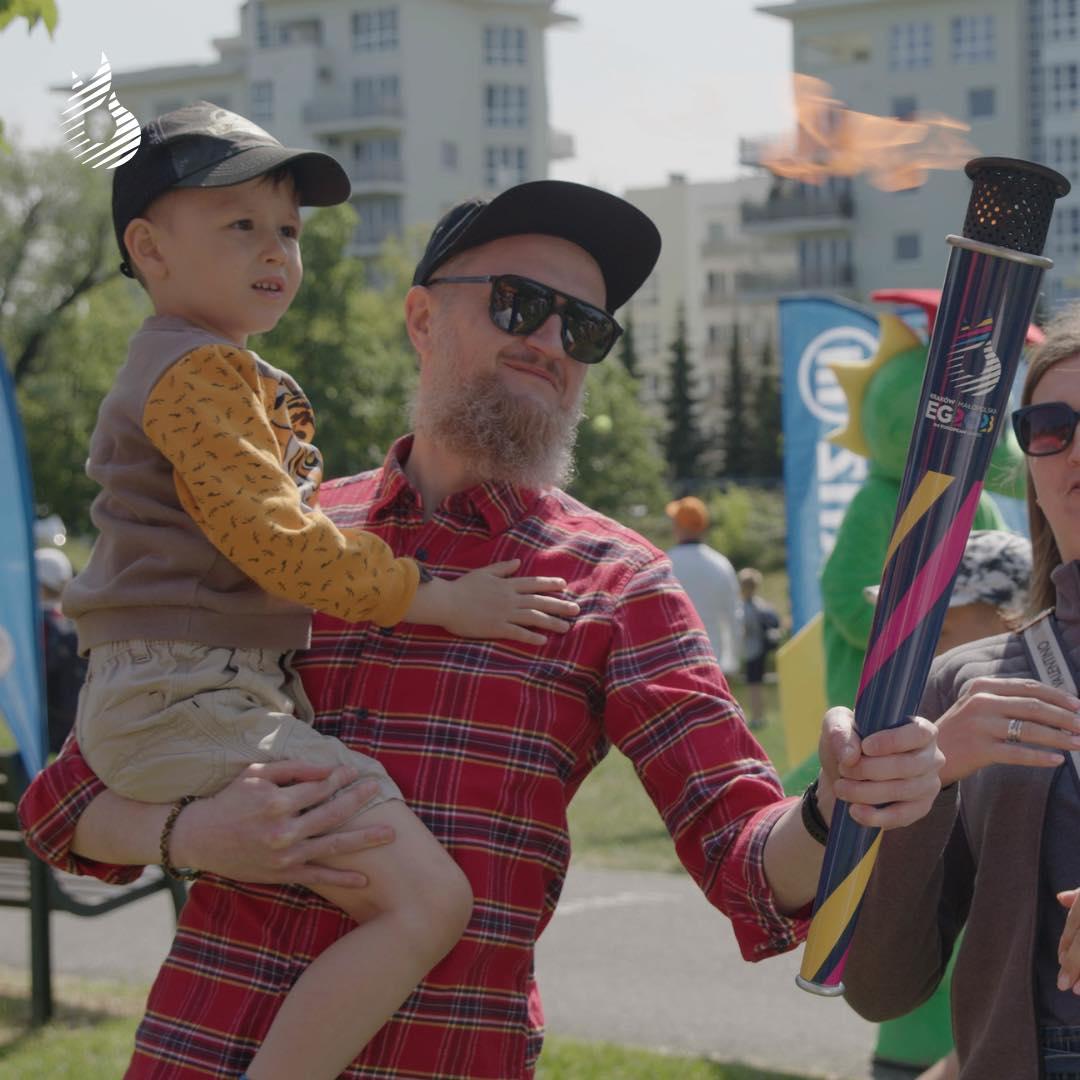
[64,102,578,1080]
[737,567,780,730]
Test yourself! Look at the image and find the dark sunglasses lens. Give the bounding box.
[563,306,617,364]
[490,277,552,335]
[1016,403,1076,455]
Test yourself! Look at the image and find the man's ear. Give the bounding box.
[124,217,168,283]
[404,285,434,359]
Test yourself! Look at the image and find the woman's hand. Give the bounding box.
[1057,887,1080,994]
[170,761,396,888]
[935,676,1080,786]
[817,707,944,829]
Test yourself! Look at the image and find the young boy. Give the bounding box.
[64,102,578,1080]
[736,567,780,730]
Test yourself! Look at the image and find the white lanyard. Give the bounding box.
[1022,611,1080,779]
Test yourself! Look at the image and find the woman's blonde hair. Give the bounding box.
[1019,301,1080,613]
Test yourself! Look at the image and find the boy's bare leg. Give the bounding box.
[244,800,473,1080]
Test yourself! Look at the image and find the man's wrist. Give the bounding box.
[165,796,204,875]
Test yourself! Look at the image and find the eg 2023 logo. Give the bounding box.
[924,316,1002,437]
[62,53,141,170]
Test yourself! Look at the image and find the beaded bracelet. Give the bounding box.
[800,778,830,846]
[160,794,202,881]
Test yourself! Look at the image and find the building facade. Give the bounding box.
[620,175,796,440]
[109,0,575,254]
[748,0,1080,306]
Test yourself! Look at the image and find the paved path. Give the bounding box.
[0,864,880,1078]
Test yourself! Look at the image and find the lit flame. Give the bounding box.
[760,74,980,191]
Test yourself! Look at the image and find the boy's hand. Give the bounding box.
[404,559,579,644]
[1057,887,1080,994]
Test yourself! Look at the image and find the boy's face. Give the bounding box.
[139,174,303,346]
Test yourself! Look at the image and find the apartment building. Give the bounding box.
[621,175,796,424]
[746,0,1080,306]
[109,0,575,254]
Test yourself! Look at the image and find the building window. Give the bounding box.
[1048,64,1080,113]
[1054,207,1080,256]
[441,140,458,170]
[968,87,995,119]
[353,75,401,117]
[950,15,994,63]
[895,232,921,260]
[484,25,526,65]
[485,146,527,188]
[352,7,398,52]
[250,81,273,124]
[1049,135,1080,182]
[351,137,400,180]
[354,195,402,246]
[706,270,726,298]
[888,20,933,71]
[484,84,528,127]
[1049,0,1080,41]
[892,95,918,120]
[254,1,271,47]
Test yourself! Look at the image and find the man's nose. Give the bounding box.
[524,311,568,360]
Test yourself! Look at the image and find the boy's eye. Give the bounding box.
[281,224,299,239]
[230,219,253,230]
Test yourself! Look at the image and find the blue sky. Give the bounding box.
[0,0,794,194]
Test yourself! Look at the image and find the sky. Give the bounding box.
[0,0,795,194]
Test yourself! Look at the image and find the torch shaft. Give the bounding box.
[798,238,1048,993]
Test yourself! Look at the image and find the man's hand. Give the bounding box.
[1057,887,1080,994]
[816,707,944,829]
[170,761,395,888]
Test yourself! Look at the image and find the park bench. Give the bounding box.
[0,749,186,1024]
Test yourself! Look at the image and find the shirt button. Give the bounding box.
[416,546,429,560]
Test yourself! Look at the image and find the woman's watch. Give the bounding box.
[800,778,830,846]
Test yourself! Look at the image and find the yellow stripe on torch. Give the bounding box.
[799,832,883,982]
[882,471,954,568]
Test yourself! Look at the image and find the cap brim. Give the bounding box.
[421,180,660,312]
[175,145,351,207]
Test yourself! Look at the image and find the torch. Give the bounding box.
[797,158,1070,996]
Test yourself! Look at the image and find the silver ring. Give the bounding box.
[1007,718,1023,744]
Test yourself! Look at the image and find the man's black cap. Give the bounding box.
[113,101,351,276]
[411,180,662,312]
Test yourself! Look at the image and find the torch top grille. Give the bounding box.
[963,158,1070,255]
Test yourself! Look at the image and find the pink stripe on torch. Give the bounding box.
[857,482,984,698]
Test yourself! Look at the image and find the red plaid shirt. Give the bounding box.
[20,437,806,1079]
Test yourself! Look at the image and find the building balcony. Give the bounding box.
[350,223,402,257]
[347,161,405,191]
[798,264,856,290]
[702,290,730,308]
[304,97,405,134]
[740,191,856,233]
[734,270,803,298]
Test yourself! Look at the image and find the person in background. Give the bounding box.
[738,566,781,729]
[34,547,85,755]
[665,495,741,676]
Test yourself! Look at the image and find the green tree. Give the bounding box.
[721,322,751,477]
[616,315,640,379]
[0,145,118,385]
[570,360,666,519]
[252,204,418,478]
[661,305,707,486]
[749,337,782,479]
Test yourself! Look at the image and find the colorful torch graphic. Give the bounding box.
[797,158,1070,996]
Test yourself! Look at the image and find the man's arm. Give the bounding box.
[20,741,396,889]
[601,557,942,953]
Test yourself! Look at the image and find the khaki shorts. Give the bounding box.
[76,639,402,817]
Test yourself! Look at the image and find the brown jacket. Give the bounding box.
[843,560,1080,1079]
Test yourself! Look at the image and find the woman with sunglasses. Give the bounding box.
[843,303,1080,1080]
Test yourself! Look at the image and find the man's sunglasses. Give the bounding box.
[425,273,622,365]
[1012,401,1080,456]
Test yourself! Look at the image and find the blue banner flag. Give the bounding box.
[780,296,878,633]
[0,356,46,775]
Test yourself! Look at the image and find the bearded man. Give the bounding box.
[20,181,943,1079]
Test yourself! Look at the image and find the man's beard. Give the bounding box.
[409,363,583,490]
